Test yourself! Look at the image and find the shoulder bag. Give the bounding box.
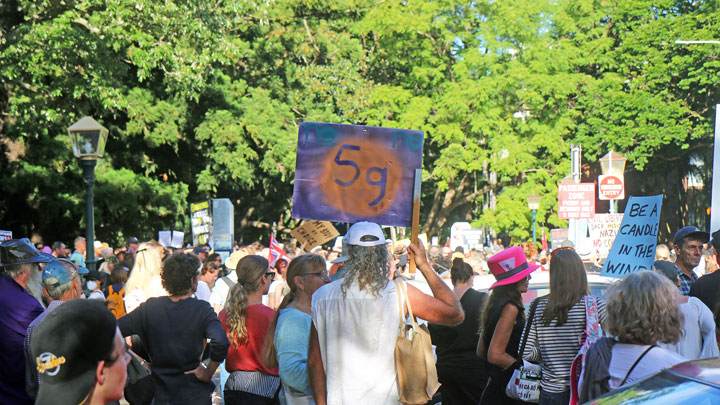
[393,279,441,404]
[505,297,542,403]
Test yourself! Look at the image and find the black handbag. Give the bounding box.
[124,352,154,404]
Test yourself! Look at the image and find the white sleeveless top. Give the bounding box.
[311,279,402,404]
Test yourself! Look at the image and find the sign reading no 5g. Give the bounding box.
[292,122,424,227]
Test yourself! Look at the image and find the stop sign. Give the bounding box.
[598,175,624,200]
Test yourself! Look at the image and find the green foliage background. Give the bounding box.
[1,0,718,245]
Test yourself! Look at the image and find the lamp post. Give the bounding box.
[599,151,627,214]
[68,117,108,272]
[527,194,541,244]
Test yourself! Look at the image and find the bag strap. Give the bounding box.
[394,279,419,334]
[620,345,655,386]
[518,296,542,357]
[222,275,235,289]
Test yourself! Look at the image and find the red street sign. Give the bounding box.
[558,183,595,219]
[598,175,624,200]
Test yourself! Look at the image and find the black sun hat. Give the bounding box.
[31,299,117,405]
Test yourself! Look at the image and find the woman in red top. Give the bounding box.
[219,255,280,404]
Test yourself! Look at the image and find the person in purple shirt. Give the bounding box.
[0,238,53,404]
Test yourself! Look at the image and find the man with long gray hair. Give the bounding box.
[0,238,53,404]
[308,222,464,404]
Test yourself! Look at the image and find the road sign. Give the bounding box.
[598,175,624,200]
[558,183,595,219]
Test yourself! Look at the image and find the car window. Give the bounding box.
[591,371,720,404]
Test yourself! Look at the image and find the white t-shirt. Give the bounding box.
[658,297,719,359]
[608,343,686,389]
[311,278,402,404]
[195,280,211,302]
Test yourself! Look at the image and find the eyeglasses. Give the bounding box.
[303,270,328,278]
[264,272,276,281]
[550,246,574,258]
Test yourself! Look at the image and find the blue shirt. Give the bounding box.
[69,251,86,267]
[0,274,43,404]
[275,308,313,399]
[677,266,698,296]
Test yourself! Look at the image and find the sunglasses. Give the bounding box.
[264,272,276,281]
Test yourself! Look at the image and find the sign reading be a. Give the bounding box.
[292,122,424,227]
[601,195,662,278]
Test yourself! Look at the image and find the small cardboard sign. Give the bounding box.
[601,195,662,278]
[290,220,340,250]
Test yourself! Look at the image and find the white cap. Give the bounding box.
[346,222,386,247]
[94,241,102,249]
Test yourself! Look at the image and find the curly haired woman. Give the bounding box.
[118,253,229,405]
[579,271,686,402]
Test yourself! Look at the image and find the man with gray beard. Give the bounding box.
[308,222,464,404]
[0,238,53,404]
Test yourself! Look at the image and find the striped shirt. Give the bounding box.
[521,296,607,393]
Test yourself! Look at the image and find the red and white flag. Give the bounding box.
[268,233,288,266]
[541,228,548,253]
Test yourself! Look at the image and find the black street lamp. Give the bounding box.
[68,117,108,272]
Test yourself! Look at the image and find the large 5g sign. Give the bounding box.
[293,122,424,227]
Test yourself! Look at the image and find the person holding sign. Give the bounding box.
[307,222,463,405]
[673,226,709,296]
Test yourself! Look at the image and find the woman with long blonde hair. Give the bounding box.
[261,254,330,404]
[124,241,167,313]
[219,255,279,404]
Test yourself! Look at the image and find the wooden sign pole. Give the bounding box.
[409,169,422,274]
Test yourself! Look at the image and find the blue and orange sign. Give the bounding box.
[292,122,424,227]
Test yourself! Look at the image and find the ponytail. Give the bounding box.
[225,255,268,347]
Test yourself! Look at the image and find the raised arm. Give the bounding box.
[405,241,464,325]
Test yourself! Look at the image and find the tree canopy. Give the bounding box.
[1,0,718,246]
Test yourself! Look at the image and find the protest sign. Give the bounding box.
[292,122,424,227]
[291,220,340,250]
[171,231,184,248]
[190,201,212,246]
[558,183,595,219]
[587,214,624,259]
[450,222,471,251]
[0,230,11,241]
[601,195,662,278]
[158,231,171,248]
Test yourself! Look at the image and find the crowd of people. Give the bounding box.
[2,221,720,404]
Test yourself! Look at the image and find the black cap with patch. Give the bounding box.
[31,299,116,405]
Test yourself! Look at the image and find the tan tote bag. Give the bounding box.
[393,279,441,404]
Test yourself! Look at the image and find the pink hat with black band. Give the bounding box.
[487,246,541,289]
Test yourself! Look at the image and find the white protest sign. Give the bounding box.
[601,195,662,278]
[0,230,11,241]
[587,214,624,259]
